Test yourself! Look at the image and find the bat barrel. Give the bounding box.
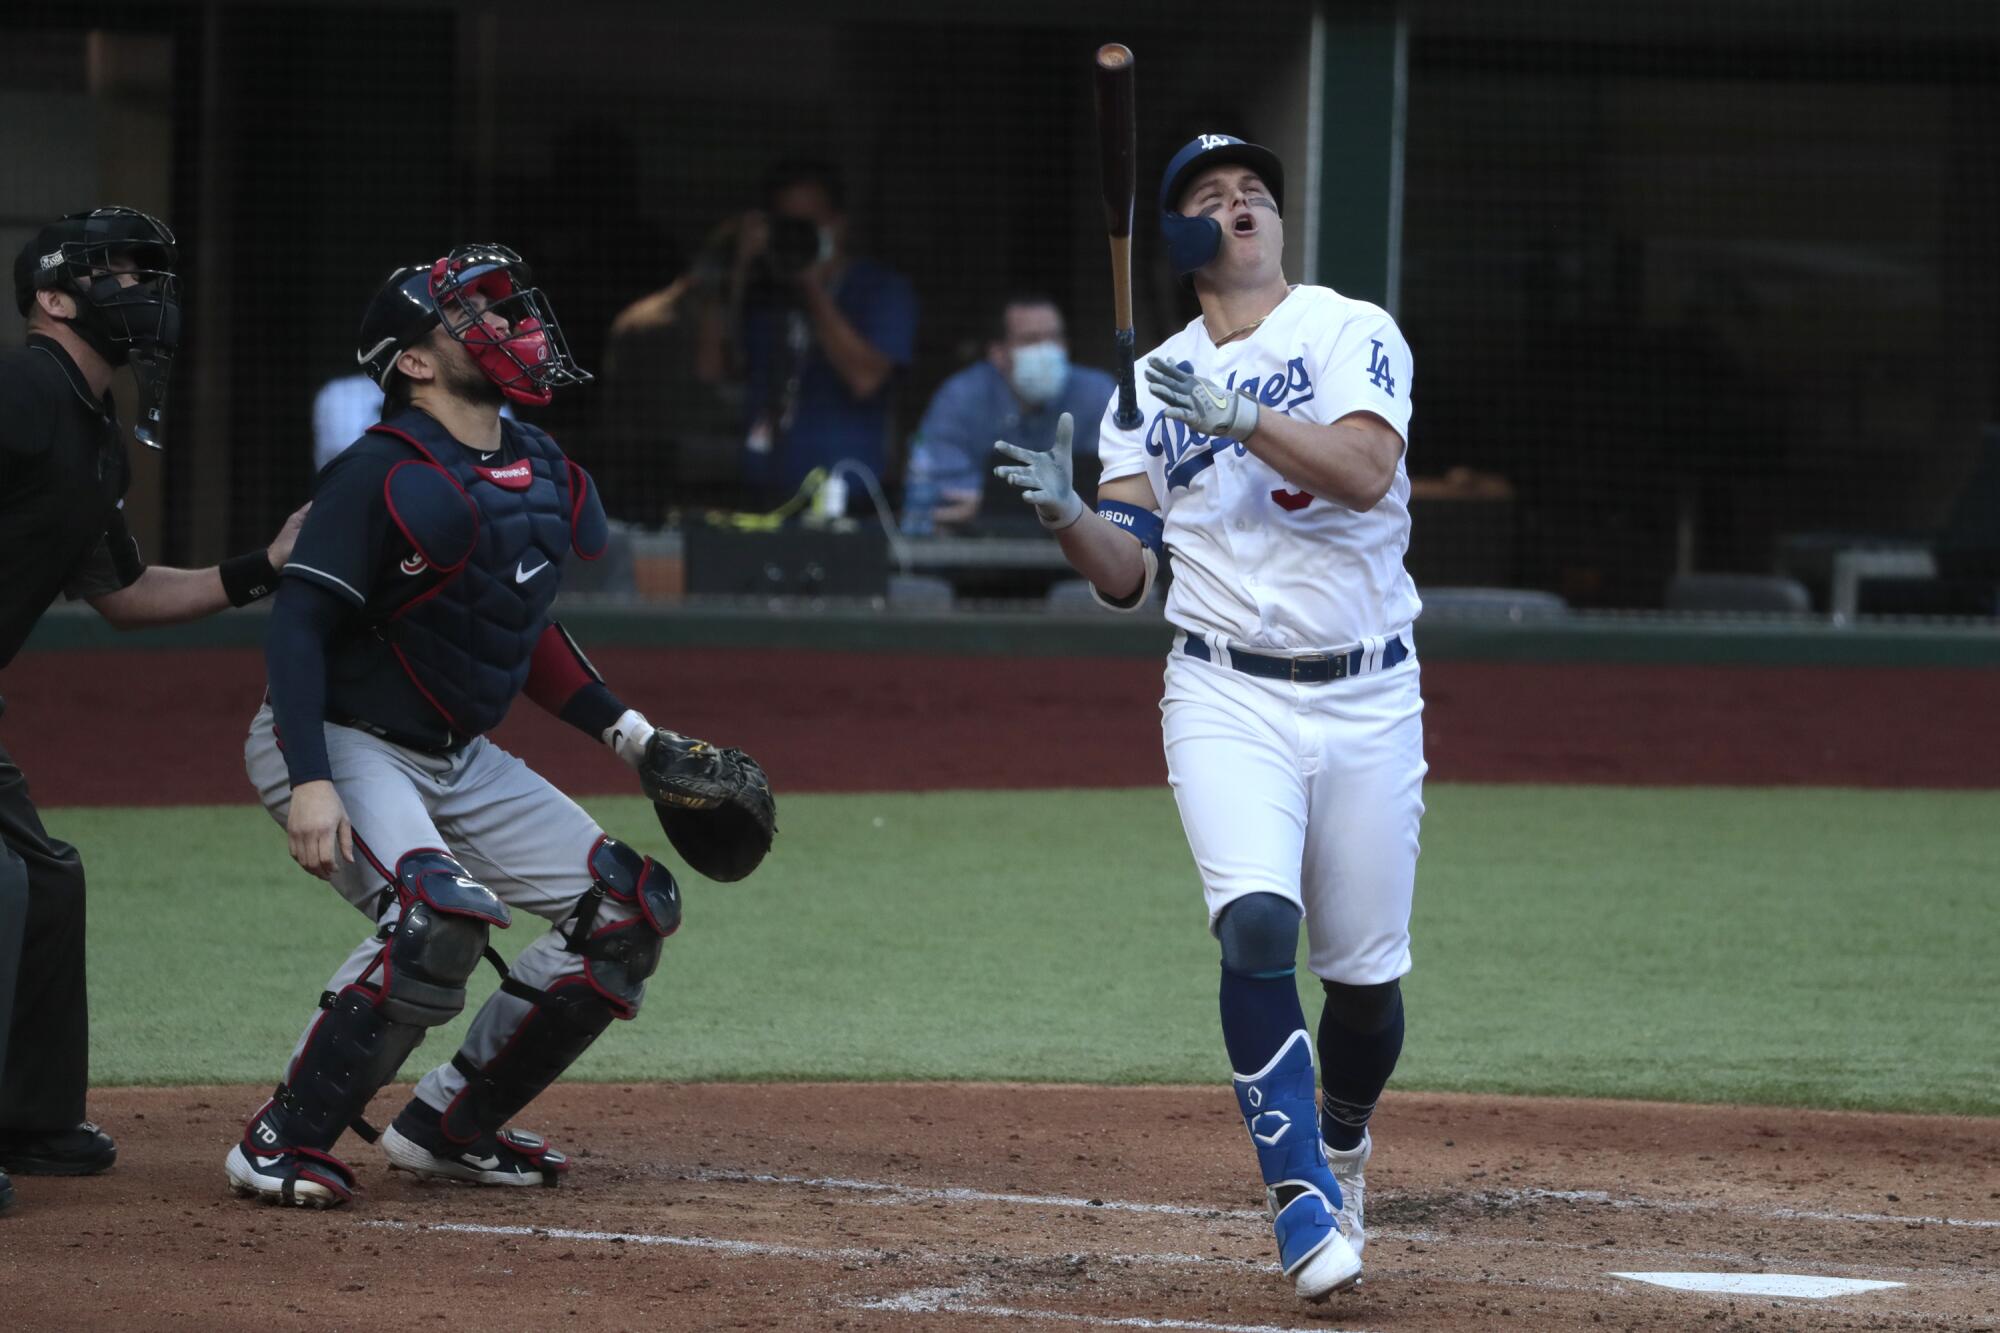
[1094,44,1136,240]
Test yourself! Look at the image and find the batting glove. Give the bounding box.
[992,411,1085,529]
[1145,356,1260,442]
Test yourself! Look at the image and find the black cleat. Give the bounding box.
[0,1122,117,1176]
[381,1096,567,1187]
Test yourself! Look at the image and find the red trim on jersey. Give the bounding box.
[388,641,462,730]
[383,460,478,573]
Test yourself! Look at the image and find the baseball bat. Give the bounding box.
[1093,42,1142,431]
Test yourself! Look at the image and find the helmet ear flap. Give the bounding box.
[1161,211,1223,275]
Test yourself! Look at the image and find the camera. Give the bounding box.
[745,215,824,307]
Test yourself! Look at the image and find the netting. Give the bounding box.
[6,3,1998,614]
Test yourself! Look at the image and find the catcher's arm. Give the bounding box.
[523,621,658,766]
[523,622,776,880]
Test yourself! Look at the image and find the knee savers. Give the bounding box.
[1321,977,1402,1034]
[1217,893,1303,978]
[380,850,512,1027]
[570,836,679,1018]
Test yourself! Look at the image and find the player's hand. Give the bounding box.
[287,779,354,880]
[266,503,311,570]
[992,412,1085,529]
[1145,356,1261,442]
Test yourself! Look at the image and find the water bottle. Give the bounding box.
[901,439,937,537]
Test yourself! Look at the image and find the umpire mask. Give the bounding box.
[15,207,182,447]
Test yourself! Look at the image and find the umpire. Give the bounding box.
[0,207,305,1216]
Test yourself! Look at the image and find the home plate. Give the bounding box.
[1611,1272,1904,1299]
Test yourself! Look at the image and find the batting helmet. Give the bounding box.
[1158,135,1285,275]
[356,244,591,407]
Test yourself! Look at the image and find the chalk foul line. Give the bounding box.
[681,1166,1999,1234]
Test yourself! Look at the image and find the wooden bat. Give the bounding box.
[1093,42,1142,430]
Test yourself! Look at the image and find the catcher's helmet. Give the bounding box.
[356,244,590,406]
[1158,135,1285,275]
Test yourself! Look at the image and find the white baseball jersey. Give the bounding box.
[1096,285,1419,651]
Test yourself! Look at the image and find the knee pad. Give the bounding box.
[567,837,680,1018]
[1217,893,1303,978]
[381,851,511,1027]
[1320,977,1402,1034]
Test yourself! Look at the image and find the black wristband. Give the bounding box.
[219,550,280,607]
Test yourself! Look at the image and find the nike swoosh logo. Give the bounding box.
[463,1154,501,1171]
[254,1154,284,1170]
[515,558,549,584]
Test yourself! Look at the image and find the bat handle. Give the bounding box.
[1112,326,1142,431]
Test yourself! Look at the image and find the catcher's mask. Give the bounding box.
[356,244,591,407]
[14,206,182,446]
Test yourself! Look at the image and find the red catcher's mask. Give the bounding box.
[426,247,591,406]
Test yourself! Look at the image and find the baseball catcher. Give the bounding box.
[225,246,774,1208]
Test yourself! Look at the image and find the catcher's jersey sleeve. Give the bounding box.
[283,448,396,606]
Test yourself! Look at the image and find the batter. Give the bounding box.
[994,134,1422,1301]
[226,247,701,1207]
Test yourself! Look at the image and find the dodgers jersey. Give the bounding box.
[1096,285,1419,651]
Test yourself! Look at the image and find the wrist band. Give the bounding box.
[219,550,280,607]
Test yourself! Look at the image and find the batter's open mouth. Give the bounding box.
[1233,214,1257,234]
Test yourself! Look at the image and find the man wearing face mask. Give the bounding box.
[698,158,917,508]
[0,208,306,1213]
[904,295,1116,533]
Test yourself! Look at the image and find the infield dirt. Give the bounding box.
[2,1084,1993,1330]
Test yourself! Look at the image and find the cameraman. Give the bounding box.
[697,159,917,507]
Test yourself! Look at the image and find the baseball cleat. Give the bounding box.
[1322,1130,1371,1257]
[0,1121,117,1176]
[225,1142,356,1208]
[0,1168,14,1216]
[380,1097,568,1187]
[1271,1180,1364,1299]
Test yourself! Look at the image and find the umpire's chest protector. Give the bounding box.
[370,407,607,738]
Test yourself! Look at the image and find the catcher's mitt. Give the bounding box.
[636,731,775,882]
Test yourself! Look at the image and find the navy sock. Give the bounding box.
[1316,984,1405,1150]
[1219,964,1308,1075]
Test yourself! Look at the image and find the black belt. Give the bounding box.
[329,714,465,756]
[1181,633,1409,683]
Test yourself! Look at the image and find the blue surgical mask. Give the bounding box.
[1009,340,1068,406]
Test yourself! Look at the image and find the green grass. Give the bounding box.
[57,785,2000,1116]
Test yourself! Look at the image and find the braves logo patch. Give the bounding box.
[400,552,428,576]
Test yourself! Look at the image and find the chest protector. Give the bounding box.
[368,407,607,739]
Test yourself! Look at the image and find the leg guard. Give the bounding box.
[1234,1028,1361,1298]
[235,854,505,1200]
[438,838,677,1147]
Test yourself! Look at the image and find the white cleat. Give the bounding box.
[1322,1130,1372,1258]
[1290,1221,1363,1301]
[224,1142,352,1209]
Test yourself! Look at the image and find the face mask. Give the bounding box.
[1009,340,1068,406]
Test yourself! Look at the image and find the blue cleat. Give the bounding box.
[1234,1030,1363,1300]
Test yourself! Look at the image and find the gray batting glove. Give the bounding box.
[992,412,1085,529]
[1144,356,1260,442]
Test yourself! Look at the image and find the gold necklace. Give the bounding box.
[1211,314,1268,346]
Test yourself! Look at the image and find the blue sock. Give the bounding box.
[1216,894,1306,1074]
[1220,964,1307,1075]
[1317,982,1405,1150]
